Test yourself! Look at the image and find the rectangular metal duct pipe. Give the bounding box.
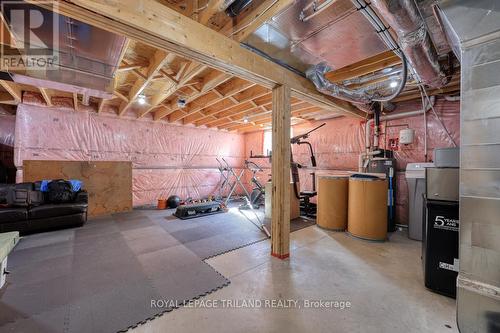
[438,1,500,332]
[370,0,448,88]
[3,3,126,95]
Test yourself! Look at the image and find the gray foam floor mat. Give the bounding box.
[0,204,315,332]
[160,207,267,259]
[0,216,229,333]
[160,205,316,259]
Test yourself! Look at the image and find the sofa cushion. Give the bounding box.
[28,203,88,220]
[14,182,34,191]
[0,207,28,224]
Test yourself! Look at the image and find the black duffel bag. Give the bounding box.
[47,179,75,203]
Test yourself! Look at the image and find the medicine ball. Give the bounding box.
[167,195,181,208]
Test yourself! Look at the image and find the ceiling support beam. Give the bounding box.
[35,0,365,118]
[271,84,291,259]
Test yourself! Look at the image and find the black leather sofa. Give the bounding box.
[0,182,88,235]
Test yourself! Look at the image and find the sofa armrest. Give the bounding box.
[75,191,88,204]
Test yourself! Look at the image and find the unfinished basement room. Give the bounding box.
[0,0,498,332]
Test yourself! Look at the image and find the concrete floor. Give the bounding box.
[132,226,458,333]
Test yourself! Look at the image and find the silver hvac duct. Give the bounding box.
[306,57,407,104]
[2,3,126,95]
[370,0,448,88]
[305,0,409,104]
[438,1,500,332]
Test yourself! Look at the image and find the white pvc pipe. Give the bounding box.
[360,96,435,172]
[423,94,428,161]
[364,96,435,151]
[358,150,381,172]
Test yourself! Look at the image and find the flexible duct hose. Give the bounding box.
[372,52,407,102]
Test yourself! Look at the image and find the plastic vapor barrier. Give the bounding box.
[245,97,460,224]
[14,104,246,206]
[12,96,459,218]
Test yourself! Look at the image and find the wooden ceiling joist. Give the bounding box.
[230,106,323,132]
[0,80,22,102]
[325,50,401,83]
[73,93,79,111]
[167,79,255,123]
[216,99,308,130]
[138,61,208,118]
[152,69,231,121]
[97,98,106,113]
[118,50,175,116]
[191,86,269,126]
[34,0,364,118]
[39,87,52,106]
[7,0,459,132]
[0,92,17,105]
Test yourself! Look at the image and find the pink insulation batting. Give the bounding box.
[14,104,246,206]
[244,97,460,225]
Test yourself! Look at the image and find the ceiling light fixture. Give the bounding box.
[138,95,146,105]
[177,98,187,108]
[389,81,398,88]
[243,116,249,123]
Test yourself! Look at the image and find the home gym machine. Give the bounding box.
[214,157,270,237]
[245,160,266,208]
[290,123,325,218]
[216,157,249,205]
[248,123,325,218]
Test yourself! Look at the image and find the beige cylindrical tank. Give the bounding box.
[348,177,388,241]
[317,176,348,231]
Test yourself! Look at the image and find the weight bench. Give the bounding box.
[0,231,19,289]
[174,201,225,220]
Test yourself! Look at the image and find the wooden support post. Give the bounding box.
[271,84,291,259]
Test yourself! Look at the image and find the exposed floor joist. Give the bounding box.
[30,0,364,118]
[5,0,460,133]
[325,50,401,83]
